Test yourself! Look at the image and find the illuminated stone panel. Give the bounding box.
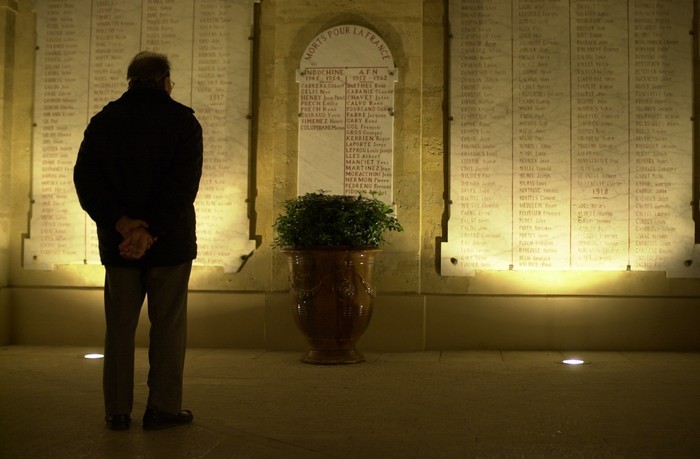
[297,25,397,202]
[25,0,256,273]
[442,0,694,276]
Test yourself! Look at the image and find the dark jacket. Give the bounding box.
[74,87,203,267]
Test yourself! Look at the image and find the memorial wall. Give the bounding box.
[297,25,397,203]
[442,0,696,277]
[24,0,257,273]
[7,0,700,351]
[19,0,697,280]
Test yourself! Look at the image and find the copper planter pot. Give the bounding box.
[284,247,380,364]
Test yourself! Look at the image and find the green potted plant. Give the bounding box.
[274,191,403,364]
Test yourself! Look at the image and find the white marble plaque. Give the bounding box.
[512,0,571,270]
[443,0,695,277]
[570,0,630,270]
[297,25,397,202]
[25,0,257,273]
[447,0,513,272]
[26,0,93,268]
[628,0,694,275]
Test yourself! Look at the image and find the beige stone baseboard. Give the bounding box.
[5,287,700,351]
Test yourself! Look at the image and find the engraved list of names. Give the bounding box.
[442,0,694,276]
[297,25,397,202]
[25,0,256,273]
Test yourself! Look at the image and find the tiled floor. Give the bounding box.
[1,346,699,458]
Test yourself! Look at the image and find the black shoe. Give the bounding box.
[142,407,193,430]
[105,414,131,431]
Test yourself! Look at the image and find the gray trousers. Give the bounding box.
[103,262,192,416]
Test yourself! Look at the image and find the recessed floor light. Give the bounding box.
[84,353,104,359]
[562,358,586,365]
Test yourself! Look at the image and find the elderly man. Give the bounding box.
[74,51,203,431]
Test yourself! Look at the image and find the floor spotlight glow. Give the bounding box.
[84,353,104,359]
[562,359,586,365]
